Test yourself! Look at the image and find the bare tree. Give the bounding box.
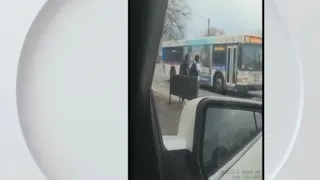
[201,26,226,37]
[162,0,190,40]
[158,0,190,64]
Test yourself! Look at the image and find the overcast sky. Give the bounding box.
[184,0,262,38]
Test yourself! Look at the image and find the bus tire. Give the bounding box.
[170,66,176,80]
[213,73,226,94]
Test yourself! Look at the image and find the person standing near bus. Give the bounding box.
[161,59,166,75]
[179,54,190,103]
[179,54,190,76]
[189,55,202,97]
[189,55,202,79]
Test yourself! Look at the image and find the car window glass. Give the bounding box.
[151,0,262,136]
[150,0,262,179]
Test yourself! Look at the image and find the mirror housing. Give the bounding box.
[177,96,262,179]
[177,96,262,151]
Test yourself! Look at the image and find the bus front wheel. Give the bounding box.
[213,74,226,94]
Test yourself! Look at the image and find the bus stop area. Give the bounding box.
[152,75,222,135]
[152,64,262,135]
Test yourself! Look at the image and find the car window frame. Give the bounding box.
[129,0,168,179]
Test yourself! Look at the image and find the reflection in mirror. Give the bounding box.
[202,107,262,176]
[255,112,262,132]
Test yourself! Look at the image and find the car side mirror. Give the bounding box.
[177,97,262,180]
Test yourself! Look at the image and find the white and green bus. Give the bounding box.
[161,35,262,94]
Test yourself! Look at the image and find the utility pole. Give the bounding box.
[207,18,210,36]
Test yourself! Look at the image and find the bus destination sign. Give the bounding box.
[245,36,262,44]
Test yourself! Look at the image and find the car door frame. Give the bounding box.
[129,0,169,180]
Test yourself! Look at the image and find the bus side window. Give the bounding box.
[163,47,183,64]
[212,45,227,68]
[192,46,202,60]
[202,45,210,68]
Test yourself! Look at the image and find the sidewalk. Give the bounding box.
[152,82,184,135]
[151,71,262,135]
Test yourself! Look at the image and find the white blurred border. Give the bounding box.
[270,0,318,180]
[0,0,316,179]
[265,0,304,179]
[0,0,128,179]
[0,1,47,179]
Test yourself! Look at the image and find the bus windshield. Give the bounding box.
[239,44,262,71]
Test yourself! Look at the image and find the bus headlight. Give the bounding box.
[237,77,248,83]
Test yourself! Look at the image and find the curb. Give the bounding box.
[152,88,187,104]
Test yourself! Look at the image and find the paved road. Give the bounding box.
[153,91,183,135]
[152,64,262,135]
[152,73,262,100]
[153,64,262,98]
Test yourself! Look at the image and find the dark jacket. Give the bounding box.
[179,60,190,76]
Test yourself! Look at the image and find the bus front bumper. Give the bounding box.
[234,84,262,93]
